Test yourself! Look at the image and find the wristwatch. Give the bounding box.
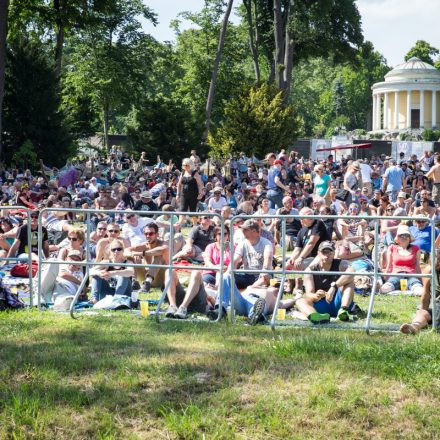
[330,282,337,289]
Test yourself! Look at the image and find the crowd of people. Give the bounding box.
[1,146,439,333]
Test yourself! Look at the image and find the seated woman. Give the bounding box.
[380,225,423,295]
[400,257,439,334]
[337,203,368,244]
[202,226,231,286]
[89,239,134,304]
[0,217,18,261]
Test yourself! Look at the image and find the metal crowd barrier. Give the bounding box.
[35,208,225,321]
[0,206,34,306]
[228,213,437,333]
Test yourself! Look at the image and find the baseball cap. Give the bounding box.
[318,241,335,252]
[140,191,152,199]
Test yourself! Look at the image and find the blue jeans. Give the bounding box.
[267,189,284,210]
[218,274,266,317]
[387,276,421,291]
[91,275,132,301]
[202,273,217,285]
[234,273,258,289]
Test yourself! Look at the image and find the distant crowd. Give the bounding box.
[1,146,439,333]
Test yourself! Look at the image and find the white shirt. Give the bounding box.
[208,196,228,211]
[360,163,372,183]
[122,217,155,246]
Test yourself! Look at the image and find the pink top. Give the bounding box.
[388,244,419,274]
[203,242,231,274]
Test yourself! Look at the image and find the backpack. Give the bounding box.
[0,284,25,311]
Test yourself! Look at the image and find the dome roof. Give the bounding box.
[384,57,440,83]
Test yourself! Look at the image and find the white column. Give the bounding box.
[372,94,376,130]
[394,91,399,130]
[433,90,437,128]
[376,93,382,130]
[383,92,389,129]
[406,90,412,128]
[420,90,425,128]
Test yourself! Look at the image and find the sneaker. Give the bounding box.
[165,304,178,318]
[309,312,331,324]
[338,308,350,322]
[207,306,226,321]
[132,280,141,291]
[141,279,152,293]
[174,305,188,319]
[248,298,266,325]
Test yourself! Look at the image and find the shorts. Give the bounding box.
[313,289,353,318]
[175,283,207,313]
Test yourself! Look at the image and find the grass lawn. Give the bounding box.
[1,302,440,439]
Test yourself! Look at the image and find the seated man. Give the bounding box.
[125,223,169,292]
[164,270,209,319]
[295,241,355,324]
[400,259,440,334]
[172,215,215,262]
[410,215,438,258]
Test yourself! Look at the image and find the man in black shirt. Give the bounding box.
[134,191,158,214]
[295,241,355,324]
[7,211,49,259]
[287,207,331,270]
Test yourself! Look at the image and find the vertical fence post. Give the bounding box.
[431,218,437,331]
[365,217,380,333]
[37,211,43,309]
[215,214,225,322]
[26,209,33,307]
[229,217,236,323]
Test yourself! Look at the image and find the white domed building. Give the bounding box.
[371,57,440,131]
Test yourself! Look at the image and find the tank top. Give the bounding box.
[308,258,341,291]
[389,244,419,274]
[181,171,199,198]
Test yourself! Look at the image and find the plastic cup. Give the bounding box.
[269,278,278,287]
[276,308,286,320]
[400,278,408,291]
[140,301,149,317]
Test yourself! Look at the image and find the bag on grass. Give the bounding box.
[10,261,38,278]
[0,285,25,311]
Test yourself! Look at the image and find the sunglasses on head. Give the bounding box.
[111,247,123,252]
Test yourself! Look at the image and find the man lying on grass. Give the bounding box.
[295,240,355,324]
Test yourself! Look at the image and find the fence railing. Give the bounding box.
[35,208,226,321]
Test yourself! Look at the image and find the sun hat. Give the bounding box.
[67,250,82,259]
[140,191,152,199]
[351,161,360,171]
[398,191,407,198]
[395,225,414,241]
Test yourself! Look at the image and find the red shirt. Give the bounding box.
[388,244,419,274]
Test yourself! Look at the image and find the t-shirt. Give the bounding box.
[189,225,215,251]
[122,217,155,246]
[235,237,273,271]
[313,173,331,197]
[134,200,158,214]
[409,225,438,253]
[208,196,228,212]
[360,163,372,183]
[203,242,231,274]
[267,166,282,191]
[384,166,404,192]
[16,225,48,255]
[56,269,84,295]
[295,220,330,257]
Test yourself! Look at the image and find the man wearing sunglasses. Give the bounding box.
[125,223,169,293]
[7,210,49,260]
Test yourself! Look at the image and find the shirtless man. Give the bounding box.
[125,222,169,292]
[94,187,118,224]
[426,154,440,205]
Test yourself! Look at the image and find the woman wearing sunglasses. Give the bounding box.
[380,225,423,295]
[89,239,134,304]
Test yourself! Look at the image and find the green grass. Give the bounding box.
[1,305,439,439]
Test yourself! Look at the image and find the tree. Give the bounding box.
[208,82,302,158]
[0,0,8,160]
[405,40,439,65]
[3,39,74,166]
[203,0,234,142]
[126,97,198,162]
[11,139,37,170]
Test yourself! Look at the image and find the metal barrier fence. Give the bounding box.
[35,208,226,321]
[228,213,437,333]
[0,206,34,306]
[30,208,438,333]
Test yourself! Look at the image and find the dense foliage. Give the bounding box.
[1,1,437,166]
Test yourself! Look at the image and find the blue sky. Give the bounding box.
[141,0,440,67]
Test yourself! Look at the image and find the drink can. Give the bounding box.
[140,300,149,317]
[276,308,286,320]
[400,278,408,291]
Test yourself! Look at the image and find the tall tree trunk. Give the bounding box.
[202,0,234,143]
[0,0,9,161]
[243,0,260,82]
[273,0,285,90]
[54,0,64,78]
[282,0,294,102]
[103,99,110,150]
